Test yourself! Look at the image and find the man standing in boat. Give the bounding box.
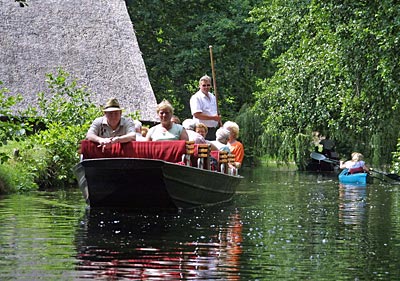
[86,98,136,148]
[319,133,336,158]
[190,75,221,140]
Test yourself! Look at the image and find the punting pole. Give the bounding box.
[209,45,221,125]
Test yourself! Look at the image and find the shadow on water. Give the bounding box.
[74,206,244,280]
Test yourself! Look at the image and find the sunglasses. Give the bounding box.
[201,84,211,87]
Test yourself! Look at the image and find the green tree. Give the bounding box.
[249,0,400,168]
[126,0,270,121]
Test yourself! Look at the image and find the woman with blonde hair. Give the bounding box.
[195,123,208,139]
[223,121,244,169]
[146,100,188,141]
[339,152,369,174]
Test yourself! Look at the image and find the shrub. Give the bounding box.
[28,123,88,188]
[0,82,29,145]
[0,69,99,193]
[0,140,41,193]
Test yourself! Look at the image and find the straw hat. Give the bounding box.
[102,98,123,112]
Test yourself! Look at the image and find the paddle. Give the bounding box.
[310,152,340,165]
[312,152,400,181]
[370,168,400,181]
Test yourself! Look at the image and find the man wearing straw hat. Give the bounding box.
[86,97,136,147]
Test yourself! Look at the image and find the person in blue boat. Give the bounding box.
[146,100,189,141]
[339,152,369,174]
[86,97,137,146]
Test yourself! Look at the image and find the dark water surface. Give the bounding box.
[0,166,399,280]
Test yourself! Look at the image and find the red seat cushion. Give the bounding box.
[80,140,187,163]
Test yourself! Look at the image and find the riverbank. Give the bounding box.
[0,121,89,194]
[0,140,48,193]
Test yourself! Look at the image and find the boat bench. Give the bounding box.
[185,141,238,175]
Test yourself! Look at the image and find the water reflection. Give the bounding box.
[338,183,367,226]
[75,207,243,280]
[1,168,400,280]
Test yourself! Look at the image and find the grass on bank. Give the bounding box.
[0,140,47,193]
[0,123,85,194]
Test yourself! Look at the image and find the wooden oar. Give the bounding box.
[370,168,400,181]
[310,152,340,164]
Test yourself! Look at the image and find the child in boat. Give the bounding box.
[339,152,369,174]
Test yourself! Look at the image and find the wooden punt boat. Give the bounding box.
[74,140,243,210]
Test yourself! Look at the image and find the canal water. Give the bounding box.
[0,166,399,280]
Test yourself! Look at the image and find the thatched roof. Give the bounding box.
[0,0,158,121]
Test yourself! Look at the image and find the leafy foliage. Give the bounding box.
[249,0,400,167]
[28,123,87,188]
[234,103,263,165]
[126,0,270,121]
[0,140,45,193]
[0,69,98,192]
[0,83,30,145]
[32,68,99,126]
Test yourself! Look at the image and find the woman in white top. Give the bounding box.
[340,152,369,173]
[146,100,189,141]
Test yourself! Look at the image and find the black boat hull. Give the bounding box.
[75,158,242,209]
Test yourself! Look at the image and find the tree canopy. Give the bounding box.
[128,0,400,168]
[126,0,269,121]
[249,0,400,167]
